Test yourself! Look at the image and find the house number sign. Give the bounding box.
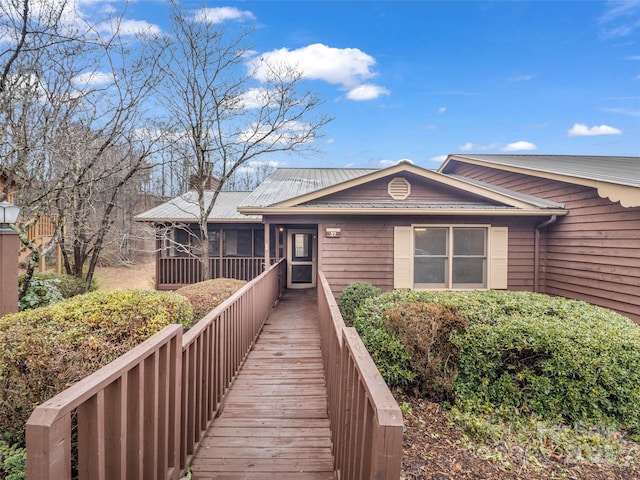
[325,227,341,238]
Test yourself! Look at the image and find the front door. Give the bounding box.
[287,230,317,288]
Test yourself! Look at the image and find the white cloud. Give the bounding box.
[251,43,389,101]
[72,71,114,86]
[98,18,162,36]
[378,158,413,168]
[346,84,390,101]
[254,43,376,86]
[430,155,448,163]
[510,74,533,81]
[194,7,255,24]
[599,0,640,37]
[237,88,271,109]
[567,123,623,136]
[502,141,537,151]
[458,142,499,152]
[438,107,447,114]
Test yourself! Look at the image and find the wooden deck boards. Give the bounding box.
[189,289,335,480]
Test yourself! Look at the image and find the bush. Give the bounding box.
[451,297,640,431]
[383,302,468,401]
[176,278,247,321]
[338,282,381,326]
[17,276,63,311]
[31,272,97,298]
[356,289,640,432]
[0,289,193,445]
[0,440,25,480]
[17,272,97,312]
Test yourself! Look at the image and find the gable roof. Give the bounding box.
[239,162,566,216]
[439,154,640,207]
[135,191,261,223]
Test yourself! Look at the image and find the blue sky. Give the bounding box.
[107,1,640,168]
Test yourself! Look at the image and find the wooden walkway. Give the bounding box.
[189,289,336,480]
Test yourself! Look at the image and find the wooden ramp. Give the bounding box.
[189,289,336,480]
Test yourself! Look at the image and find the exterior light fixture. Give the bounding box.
[0,201,20,229]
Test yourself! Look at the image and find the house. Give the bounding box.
[135,190,278,288]
[439,154,640,322]
[136,155,640,323]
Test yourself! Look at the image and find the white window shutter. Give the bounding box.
[394,226,413,289]
[489,227,508,289]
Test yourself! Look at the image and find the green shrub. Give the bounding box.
[451,299,640,431]
[383,302,468,401]
[353,294,414,389]
[176,278,247,321]
[356,289,640,432]
[0,440,25,480]
[17,272,97,312]
[17,276,63,311]
[0,289,193,445]
[31,272,97,298]
[338,282,382,326]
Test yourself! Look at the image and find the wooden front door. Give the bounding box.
[287,230,317,289]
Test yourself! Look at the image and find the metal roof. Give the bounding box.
[238,168,377,208]
[447,175,565,209]
[443,154,640,188]
[135,191,261,222]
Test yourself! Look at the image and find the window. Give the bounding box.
[394,225,507,290]
[414,226,486,288]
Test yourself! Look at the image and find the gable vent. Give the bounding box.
[388,177,411,200]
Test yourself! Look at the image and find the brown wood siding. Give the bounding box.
[320,173,500,203]
[271,214,538,300]
[446,162,640,322]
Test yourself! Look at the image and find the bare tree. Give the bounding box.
[155,2,331,280]
[0,0,163,293]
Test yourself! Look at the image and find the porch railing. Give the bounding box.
[157,257,274,289]
[317,271,404,480]
[26,259,287,480]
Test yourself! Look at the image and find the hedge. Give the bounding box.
[0,289,193,446]
[176,278,247,321]
[354,289,640,431]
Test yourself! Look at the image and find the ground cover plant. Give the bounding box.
[348,285,640,478]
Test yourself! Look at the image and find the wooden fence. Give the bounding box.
[317,272,404,480]
[157,257,273,289]
[25,259,286,479]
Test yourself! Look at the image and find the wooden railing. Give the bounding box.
[25,325,183,480]
[180,258,285,468]
[157,257,274,289]
[317,271,404,480]
[26,259,287,479]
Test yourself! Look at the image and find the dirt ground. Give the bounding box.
[401,395,640,480]
[93,261,156,290]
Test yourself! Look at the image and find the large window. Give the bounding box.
[414,226,487,289]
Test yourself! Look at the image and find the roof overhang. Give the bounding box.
[440,155,640,208]
[239,206,568,217]
[135,216,262,223]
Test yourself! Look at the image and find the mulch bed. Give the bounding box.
[401,396,640,480]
